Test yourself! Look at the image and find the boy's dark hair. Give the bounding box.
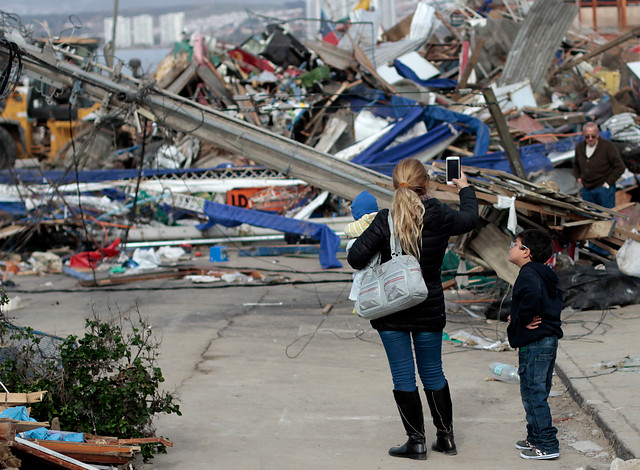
[518,229,553,264]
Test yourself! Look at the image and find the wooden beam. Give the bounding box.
[532,112,586,126]
[614,225,640,242]
[457,38,484,89]
[481,87,527,179]
[0,391,47,406]
[0,418,50,433]
[468,223,520,285]
[12,437,101,470]
[560,220,617,241]
[30,440,138,465]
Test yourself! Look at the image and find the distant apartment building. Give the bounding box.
[132,15,154,47]
[305,0,396,40]
[159,12,185,45]
[104,16,132,48]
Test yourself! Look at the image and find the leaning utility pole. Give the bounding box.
[481,87,527,179]
[0,34,395,206]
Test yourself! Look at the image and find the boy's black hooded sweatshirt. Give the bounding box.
[507,262,563,348]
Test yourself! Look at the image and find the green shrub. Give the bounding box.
[0,314,181,461]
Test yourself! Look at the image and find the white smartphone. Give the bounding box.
[446,156,461,184]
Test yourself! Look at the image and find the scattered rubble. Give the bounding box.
[0,0,639,298]
[3,0,640,464]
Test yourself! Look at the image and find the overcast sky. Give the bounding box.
[0,0,223,16]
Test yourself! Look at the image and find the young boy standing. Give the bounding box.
[507,229,563,460]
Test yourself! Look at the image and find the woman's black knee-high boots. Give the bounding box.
[424,381,457,455]
[389,389,427,460]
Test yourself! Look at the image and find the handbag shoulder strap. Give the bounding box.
[388,211,401,257]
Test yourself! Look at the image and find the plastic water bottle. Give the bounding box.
[489,362,519,384]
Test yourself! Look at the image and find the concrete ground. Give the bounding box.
[3,250,639,469]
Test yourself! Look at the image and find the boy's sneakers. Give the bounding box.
[515,439,533,450]
[520,447,560,460]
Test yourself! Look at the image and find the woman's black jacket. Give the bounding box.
[347,186,479,332]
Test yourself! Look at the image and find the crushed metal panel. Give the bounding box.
[362,38,429,70]
[303,41,357,71]
[476,16,520,78]
[408,1,437,40]
[492,80,537,111]
[498,0,578,93]
[338,9,380,51]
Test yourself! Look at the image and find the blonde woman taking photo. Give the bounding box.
[347,158,478,460]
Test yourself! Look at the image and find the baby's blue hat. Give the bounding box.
[351,190,378,220]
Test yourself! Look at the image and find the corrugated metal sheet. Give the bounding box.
[603,112,640,146]
[498,0,578,93]
[338,9,380,51]
[362,38,429,68]
[334,1,435,68]
[408,2,436,40]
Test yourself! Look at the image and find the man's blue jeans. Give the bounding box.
[518,336,559,453]
[581,184,616,208]
[378,330,446,392]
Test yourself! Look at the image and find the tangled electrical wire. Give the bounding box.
[0,37,22,100]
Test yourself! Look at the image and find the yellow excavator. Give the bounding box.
[0,37,100,168]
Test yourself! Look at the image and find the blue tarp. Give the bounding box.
[393,60,458,89]
[456,134,594,175]
[0,406,84,441]
[352,97,490,165]
[22,428,85,442]
[197,200,342,269]
[0,201,28,216]
[0,406,34,422]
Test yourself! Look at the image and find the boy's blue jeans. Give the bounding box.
[378,330,446,392]
[518,336,559,453]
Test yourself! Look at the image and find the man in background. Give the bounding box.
[573,122,626,208]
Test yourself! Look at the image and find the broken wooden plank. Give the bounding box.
[549,219,617,240]
[0,224,28,240]
[314,116,348,153]
[84,435,174,447]
[526,111,586,126]
[166,61,198,94]
[430,182,586,220]
[0,418,50,433]
[468,223,519,285]
[77,268,205,287]
[12,436,100,470]
[614,225,640,243]
[196,64,235,107]
[28,440,138,465]
[0,391,47,407]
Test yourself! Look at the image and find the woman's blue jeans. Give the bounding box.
[518,336,559,453]
[378,330,446,392]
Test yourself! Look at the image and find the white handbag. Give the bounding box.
[355,212,429,320]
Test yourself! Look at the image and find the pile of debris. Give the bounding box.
[0,393,171,468]
[1,0,640,307]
